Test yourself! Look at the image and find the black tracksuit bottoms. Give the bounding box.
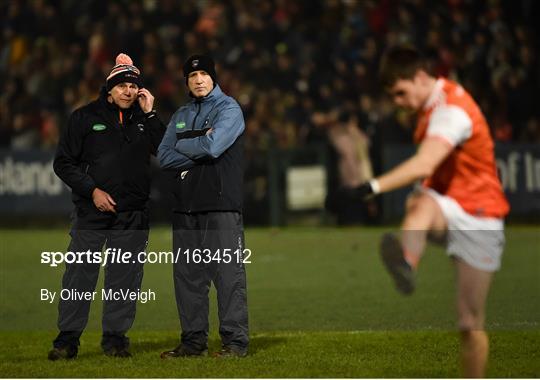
[172,211,249,352]
[53,208,148,351]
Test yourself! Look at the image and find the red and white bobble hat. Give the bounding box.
[106,53,143,90]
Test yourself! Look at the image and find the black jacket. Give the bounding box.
[157,85,244,213]
[53,87,165,212]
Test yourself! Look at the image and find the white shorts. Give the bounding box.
[422,188,505,272]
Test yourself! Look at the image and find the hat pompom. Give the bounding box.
[115,53,133,65]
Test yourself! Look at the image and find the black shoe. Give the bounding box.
[104,346,132,358]
[380,233,415,295]
[160,344,207,359]
[48,346,77,361]
[212,346,247,358]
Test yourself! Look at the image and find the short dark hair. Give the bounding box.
[379,45,431,88]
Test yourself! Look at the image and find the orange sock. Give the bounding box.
[403,248,420,270]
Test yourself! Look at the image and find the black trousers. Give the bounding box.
[53,208,148,350]
[172,211,249,352]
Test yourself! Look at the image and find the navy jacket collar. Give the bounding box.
[192,84,223,103]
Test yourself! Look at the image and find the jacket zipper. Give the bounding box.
[191,102,201,130]
[119,110,131,143]
[185,101,204,213]
[187,166,205,213]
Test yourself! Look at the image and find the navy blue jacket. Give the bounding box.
[157,85,245,213]
[54,87,165,212]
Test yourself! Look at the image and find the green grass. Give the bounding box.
[1,226,539,377]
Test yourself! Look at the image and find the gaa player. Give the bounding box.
[348,46,509,377]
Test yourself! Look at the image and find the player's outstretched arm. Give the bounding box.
[376,137,453,193]
[336,136,453,202]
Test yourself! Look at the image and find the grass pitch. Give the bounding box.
[1,226,539,377]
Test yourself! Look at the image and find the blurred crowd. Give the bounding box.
[1,0,539,154]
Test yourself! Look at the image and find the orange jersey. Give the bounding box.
[414,78,509,218]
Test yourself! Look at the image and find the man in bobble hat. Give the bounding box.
[158,54,249,358]
[49,53,165,360]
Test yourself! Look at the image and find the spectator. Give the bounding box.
[0,0,538,151]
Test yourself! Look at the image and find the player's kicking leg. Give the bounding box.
[380,190,446,294]
[454,257,493,378]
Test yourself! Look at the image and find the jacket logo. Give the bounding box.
[92,124,106,131]
[137,123,144,132]
[180,170,188,180]
[176,122,186,130]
